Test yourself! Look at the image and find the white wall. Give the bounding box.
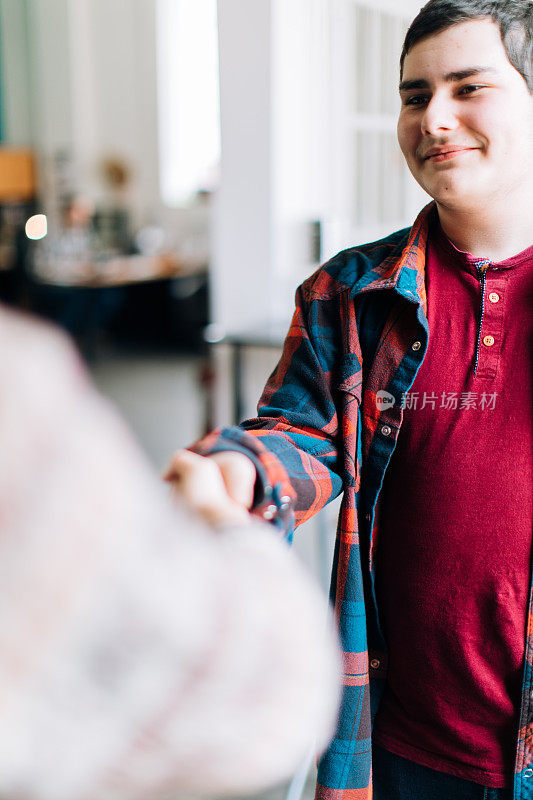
[211,0,275,334]
[211,0,424,334]
[272,0,331,321]
[0,0,32,145]
[26,0,73,153]
[75,0,160,220]
[212,0,331,334]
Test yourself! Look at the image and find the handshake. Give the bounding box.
[163,448,258,526]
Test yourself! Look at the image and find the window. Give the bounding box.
[156,0,221,206]
[330,0,429,250]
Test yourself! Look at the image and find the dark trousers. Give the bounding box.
[372,743,514,800]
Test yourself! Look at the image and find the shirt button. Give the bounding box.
[280,495,292,511]
[370,659,380,669]
[263,504,278,520]
[412,341,421,351]
[488,292,500,303]
[381,425,392,437]
[483,335,495,347]
[524,769,533,778]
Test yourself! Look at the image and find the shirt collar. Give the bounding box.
[349,201,434,319]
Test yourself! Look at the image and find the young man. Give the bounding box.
[166,1,533,798]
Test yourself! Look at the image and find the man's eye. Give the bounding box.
[459,84,484,95]
[405,95,429,106]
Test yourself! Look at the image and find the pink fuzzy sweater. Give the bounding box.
[0,305,340,800]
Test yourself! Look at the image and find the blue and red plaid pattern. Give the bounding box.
[190,201,533,800]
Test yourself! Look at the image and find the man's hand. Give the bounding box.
[163,450,257,526]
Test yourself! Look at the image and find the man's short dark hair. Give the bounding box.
[400,0,533,92]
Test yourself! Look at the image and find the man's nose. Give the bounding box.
[421,94,458,135]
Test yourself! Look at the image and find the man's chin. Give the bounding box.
[431,191,486,213]
[418,176,482,209]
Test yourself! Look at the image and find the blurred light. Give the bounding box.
[25,214,48,240]
[204,323,225,343]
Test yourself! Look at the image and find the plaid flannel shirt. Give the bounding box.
[191,201,533,800]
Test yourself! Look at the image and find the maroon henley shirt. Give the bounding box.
[373,214,533,788]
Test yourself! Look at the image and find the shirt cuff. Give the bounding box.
[188,427,296,538]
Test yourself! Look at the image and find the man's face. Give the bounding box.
[397,19,533,212]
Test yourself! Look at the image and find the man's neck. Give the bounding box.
[436,199,533,263]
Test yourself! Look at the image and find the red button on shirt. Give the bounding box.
[373,215,533,789]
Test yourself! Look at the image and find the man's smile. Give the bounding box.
[423,146,479,162]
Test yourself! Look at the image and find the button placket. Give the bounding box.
[262,504,278,520]
[473,273,507,379]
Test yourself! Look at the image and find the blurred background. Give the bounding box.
[0,0,428,795]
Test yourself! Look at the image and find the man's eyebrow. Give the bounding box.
[399,66,498,92]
